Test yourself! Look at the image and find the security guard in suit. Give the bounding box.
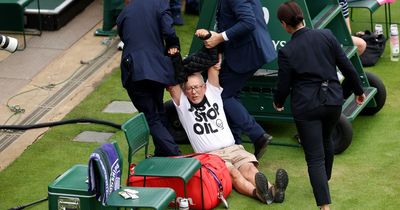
[273,2,365,210]
[201,0,277,160]
[117,0,181,156]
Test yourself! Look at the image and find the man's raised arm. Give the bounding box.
[207,53,222,88]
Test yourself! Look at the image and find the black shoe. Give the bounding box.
[273,169,289,203]
[254,133,272,160]
[255,172,274,204]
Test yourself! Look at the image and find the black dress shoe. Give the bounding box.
[254,133,272,160]
[255,172,274,204]
[273,168,289,203]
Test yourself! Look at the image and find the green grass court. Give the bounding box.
[1,2,400,210]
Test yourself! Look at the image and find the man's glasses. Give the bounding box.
[184,84,205,92]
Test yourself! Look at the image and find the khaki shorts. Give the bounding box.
[208,144,258,169]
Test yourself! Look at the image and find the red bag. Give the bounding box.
[128,153,232,209]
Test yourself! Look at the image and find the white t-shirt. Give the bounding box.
[174,81,235,153]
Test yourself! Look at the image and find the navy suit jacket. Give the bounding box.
[117,0,178,87]
[274,28,364,116]
[217,0,276,73]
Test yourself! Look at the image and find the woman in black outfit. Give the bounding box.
[273,2,366,210]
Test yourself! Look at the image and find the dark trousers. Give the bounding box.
[169,0,181,10]
[126,80,181,157]
[219,64,265,144]
[294,105,341,206]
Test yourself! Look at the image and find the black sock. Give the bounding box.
[252,188,258,198]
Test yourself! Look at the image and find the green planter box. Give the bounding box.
[48,164,116,210]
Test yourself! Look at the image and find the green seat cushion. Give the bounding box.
[134,157,201,183]
[107,187,176,210]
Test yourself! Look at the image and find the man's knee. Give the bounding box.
[352,36,367,55]
[229,166,240,178]
[238,162,257,172]
[229,167,242,180]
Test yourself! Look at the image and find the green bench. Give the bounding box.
[348,0,391,37]
[0,0,41,50]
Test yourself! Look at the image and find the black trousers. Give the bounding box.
[219,63,265,144]
[126,80,181,157]
[294,105,341,206]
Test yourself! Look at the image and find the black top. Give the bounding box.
[274,27,364,116]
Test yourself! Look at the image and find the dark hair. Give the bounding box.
[277,1,304,28]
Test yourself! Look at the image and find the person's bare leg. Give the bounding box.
[237,162,275,204]
[320,204,330,210]
[238,162,272,188]
[229,167,256,196]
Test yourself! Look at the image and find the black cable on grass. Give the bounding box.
[8,197,48,210]
[0,118,121,131]
[4,37,116,125]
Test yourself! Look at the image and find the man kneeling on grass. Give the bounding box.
[167,37,289,204]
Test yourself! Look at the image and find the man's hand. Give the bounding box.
[167,47,179,56]
[202,31,224,49]
[273,102,284,112]
[195,29,211,40]
[355,93,366,105]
